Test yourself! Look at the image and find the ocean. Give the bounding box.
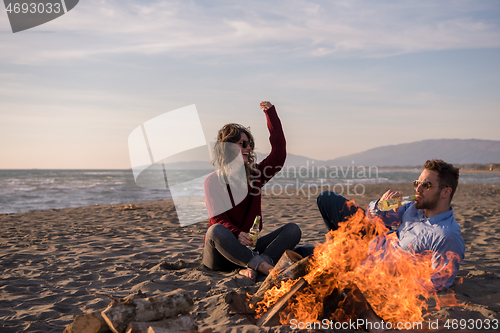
[1,168,499,214]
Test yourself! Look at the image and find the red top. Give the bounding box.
[204,105,286,238]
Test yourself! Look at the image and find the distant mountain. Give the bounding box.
[164,139,500,169]
[324,139,500,166]
[255,151,322,167]
[256,139,500,167]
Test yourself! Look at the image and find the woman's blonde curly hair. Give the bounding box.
[212,123,257,186]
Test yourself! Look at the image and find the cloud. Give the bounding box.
[1,0,499,64]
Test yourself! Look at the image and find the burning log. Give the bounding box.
[101,289,194,333]
[254,280,390,332]
[329,284,385,332]
[250,252,309,307]
[256,278,308,327]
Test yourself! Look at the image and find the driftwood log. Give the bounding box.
[101,289,194,333]
[63,311,109,333]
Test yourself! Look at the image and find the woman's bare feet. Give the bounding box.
[256,261,274,275]
[239,261,274,281]
[239,268,257,281]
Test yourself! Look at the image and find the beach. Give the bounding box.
[1,183,499,332]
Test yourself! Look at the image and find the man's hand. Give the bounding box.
[380,189,403,201]
[379,190,403,212]
[260,101,273,111]
[238,232,253,246]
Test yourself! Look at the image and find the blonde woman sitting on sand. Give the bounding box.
[202,101,301,280]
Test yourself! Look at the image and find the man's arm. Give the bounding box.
[366,189,408,228]
[429,234,465,291]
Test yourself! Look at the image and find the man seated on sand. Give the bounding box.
[316,159,465,291]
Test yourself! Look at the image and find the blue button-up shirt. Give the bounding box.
[367,200,465,291]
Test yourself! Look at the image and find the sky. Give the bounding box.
[1,0,499,169]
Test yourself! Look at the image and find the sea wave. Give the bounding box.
[1,169,499,214]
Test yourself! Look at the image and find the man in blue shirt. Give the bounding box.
[316,159,465,291]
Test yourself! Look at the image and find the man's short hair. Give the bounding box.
[424,159,460,201]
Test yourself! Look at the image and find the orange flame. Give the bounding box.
[254,201,462,325]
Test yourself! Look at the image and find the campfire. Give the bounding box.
[241,202,461,329]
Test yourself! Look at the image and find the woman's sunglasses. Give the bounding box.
[238,140,253,149]
[413,180,433,190]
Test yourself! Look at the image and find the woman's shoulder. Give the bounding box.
[204,171,230,193]
[204,171,218,185]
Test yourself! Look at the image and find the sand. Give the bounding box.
[0,183,499,332]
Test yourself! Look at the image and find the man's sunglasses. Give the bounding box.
[239,140,253,149]
[413,180,434,190]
